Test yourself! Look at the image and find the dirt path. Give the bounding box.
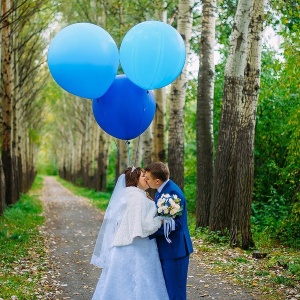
[41,176,259,300]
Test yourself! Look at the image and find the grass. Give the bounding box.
[0,175,51,300]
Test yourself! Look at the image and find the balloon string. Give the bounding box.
[126,140,130,167]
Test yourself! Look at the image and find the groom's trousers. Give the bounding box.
[160,255,190,300]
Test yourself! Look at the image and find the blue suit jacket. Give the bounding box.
[149,180,193,260]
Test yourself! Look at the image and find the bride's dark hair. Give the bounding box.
[124,167,144,187]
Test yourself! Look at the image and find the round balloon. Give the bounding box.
[47,23,119,99]
[92,75,156,140]
[120,21,186,90]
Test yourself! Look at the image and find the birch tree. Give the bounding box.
[152,1,168,163]
[168,0,194,189]
[1,0,14,205]
[196,0,216,227]
[0,158,5,214]
[142,126,153,166]
[230,0,265,249]
[210,0,253,232]
[153,88,166,162]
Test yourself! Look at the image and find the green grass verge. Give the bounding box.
[0,175,49,299]
[55,176,111,210]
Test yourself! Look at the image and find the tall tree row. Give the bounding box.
[1,0,54,214]
[49,93,111,191]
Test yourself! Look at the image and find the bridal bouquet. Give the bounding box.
[157,193,183,218]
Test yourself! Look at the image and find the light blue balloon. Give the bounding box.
[120,21,186,90]
[47,23,119,99]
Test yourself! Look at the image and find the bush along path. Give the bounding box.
[39,176,259,300]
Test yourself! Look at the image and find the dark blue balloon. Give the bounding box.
[92,75,156,140]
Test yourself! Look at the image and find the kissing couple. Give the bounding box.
[91,162,193,300]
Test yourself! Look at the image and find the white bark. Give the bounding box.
[153,88,166,162]
[210,0,254,232]
[168,0,194,188]
[142,125,153,166]
[225,0,253,78]
[230,0,265,249]
[152,1,168,163]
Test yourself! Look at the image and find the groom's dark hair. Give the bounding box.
[145,162,169,182]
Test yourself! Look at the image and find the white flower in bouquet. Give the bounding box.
[157,199,164,206]
[156,193,183,218]
[170,208,178,215]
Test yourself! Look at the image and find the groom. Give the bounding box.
[144,162,193,300]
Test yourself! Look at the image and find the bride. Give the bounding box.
[91,167,169,300]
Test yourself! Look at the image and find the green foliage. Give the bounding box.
[0,177,47,299]
[106,143,118,193]
[194,226,230,245]
[252,45,300,248]
[37,152,58,175]
[216,0,236,48]
[184,80,197,212]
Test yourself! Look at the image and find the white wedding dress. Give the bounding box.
[91,185,169,300]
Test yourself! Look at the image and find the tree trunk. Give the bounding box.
[230,0,265,249]
[0,158,5,215]
[84,103,92,187]
[196,0,216,228]
[20,125,28,191]
[12,4,20,203]
[153,88,166,162]
[210,0,253,233]
[97,132,110,191]
[142,126,153,166]
[168,0,194,190]
[1,0,15,205]
[118,139,128,173]
[131,136,142,167]
[152,1,167,164]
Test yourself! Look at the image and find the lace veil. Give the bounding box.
[91,174,126,268]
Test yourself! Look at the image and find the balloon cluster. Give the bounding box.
[47,21,186,140]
